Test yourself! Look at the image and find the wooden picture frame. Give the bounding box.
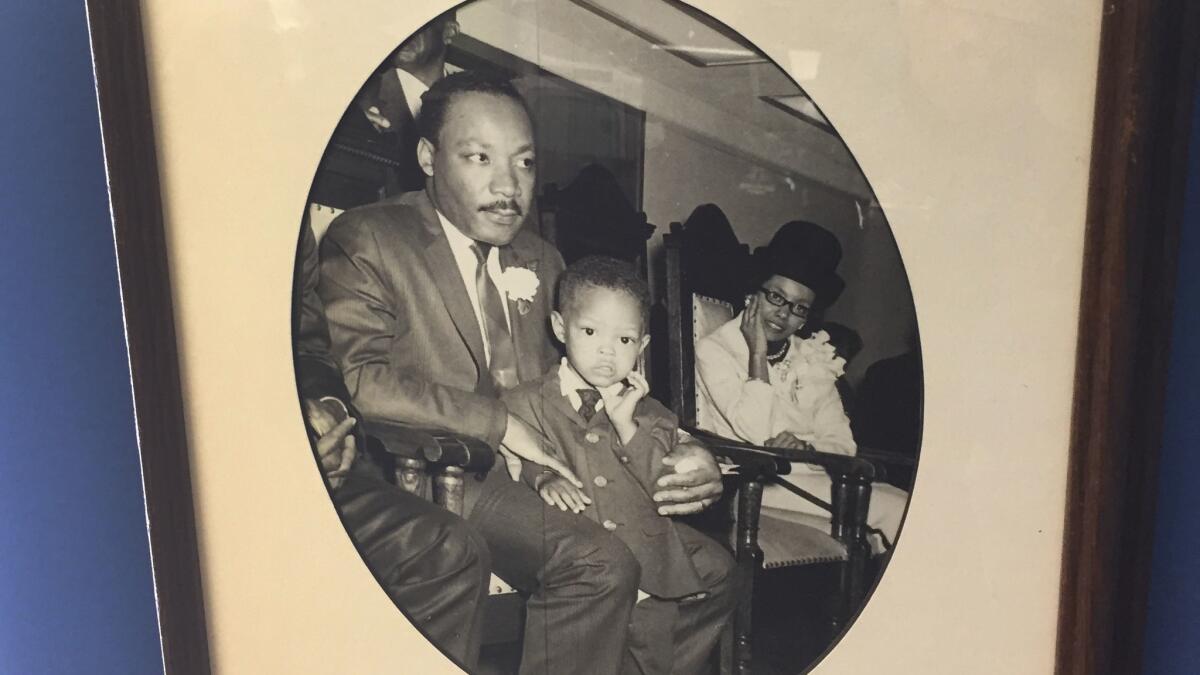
[86,0,1199,672]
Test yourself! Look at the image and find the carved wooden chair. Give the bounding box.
[359,420,528,648]
[537,162,656,268]
[658,218,881,674]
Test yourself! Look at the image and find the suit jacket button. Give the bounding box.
[585,432,601,443]
[619,456,630,464]
[602,519,618,531]
[593,475,608,487]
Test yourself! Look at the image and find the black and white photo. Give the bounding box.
[293,2,920,672]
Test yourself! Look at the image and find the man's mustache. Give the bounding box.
[479,200,523,216]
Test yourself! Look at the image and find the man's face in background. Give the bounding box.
[393,14,458,70]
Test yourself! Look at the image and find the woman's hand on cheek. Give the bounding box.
[743,294,772,382]
[741,294,767,356]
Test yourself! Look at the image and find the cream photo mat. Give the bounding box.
[137,0,1100,672]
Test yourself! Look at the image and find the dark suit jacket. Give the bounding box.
[502,367,707,599]
[309,68,425,210]
[294,220,351,403]
[318,189,564,451]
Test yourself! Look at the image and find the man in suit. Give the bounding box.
[294,222,493,671]
[318,71,725,673]
[309,10,457,209]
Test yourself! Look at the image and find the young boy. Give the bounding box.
[501,255,735,673]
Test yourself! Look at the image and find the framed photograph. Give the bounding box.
[87,0,1197,673]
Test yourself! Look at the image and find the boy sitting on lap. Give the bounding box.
[502,255,735,673]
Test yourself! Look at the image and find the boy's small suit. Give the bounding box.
[502,362,708,599]
[503,361,738,673]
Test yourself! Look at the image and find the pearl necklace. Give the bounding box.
[766,340,790,363]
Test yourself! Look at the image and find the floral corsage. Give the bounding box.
[496,264,540,314]
[776,330,846,401]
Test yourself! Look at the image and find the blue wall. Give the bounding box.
[1141,78,1200,675]
[0,2,161,673]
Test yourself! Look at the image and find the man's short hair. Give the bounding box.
[557,256,651,327]
[417,71,529,144]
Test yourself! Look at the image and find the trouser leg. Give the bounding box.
[623,524,737,675]
[468,473,640,675]
[668,525,737,675]
[334,471,491,671]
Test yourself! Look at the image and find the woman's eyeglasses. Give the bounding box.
[759,288,812,319]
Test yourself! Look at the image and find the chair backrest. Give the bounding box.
[539,163,655,268]
[693,294,735,343]
[691,294,734,430]
[660,215,754,428]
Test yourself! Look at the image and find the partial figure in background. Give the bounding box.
[308,10,458,209]
[695,220,909,552]
[852,328,923,488]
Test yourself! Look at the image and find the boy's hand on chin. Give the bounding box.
[601,371,649,444]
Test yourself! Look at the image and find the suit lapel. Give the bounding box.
[406,192,489,377]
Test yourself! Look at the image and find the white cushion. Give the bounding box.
[692,294,734,429]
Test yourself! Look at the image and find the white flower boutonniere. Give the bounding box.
[497,265,540,307]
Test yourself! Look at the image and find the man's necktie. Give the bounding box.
[577,388,602,422]
[471,243,518,390]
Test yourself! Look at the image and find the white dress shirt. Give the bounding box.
[394,68,430,119]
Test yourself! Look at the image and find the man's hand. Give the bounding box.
[600,372,649,445]
[765,431,809,450]
[304,398,357,489]
[654,441,723,515]
[502,414,583,487]
[538,474,592,514]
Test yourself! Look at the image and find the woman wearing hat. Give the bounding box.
[695,221,908,551]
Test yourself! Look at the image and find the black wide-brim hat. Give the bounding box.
[756,220,845,308]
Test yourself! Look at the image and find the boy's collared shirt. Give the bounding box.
[557,358,621,418]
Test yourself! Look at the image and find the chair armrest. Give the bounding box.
[361,419,496,474]
[682,427,876,482]
[856,446,916,485]
[857,446,916,467]
[680,427,785,480]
